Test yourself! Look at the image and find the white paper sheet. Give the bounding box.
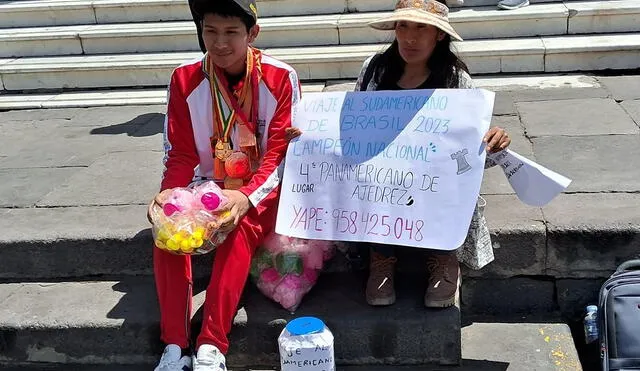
[487,149,572,207]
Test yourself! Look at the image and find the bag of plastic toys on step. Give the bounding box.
[250,233,336,312]
[148,181,230,255]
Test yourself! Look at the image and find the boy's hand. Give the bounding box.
[285,127,302,142]
[483,127,511,153]
[217,189,251,232]
[147,189,174,224]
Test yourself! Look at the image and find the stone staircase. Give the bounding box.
[0,211,464,366]
[0,275,461,367]
[0,0,639,108]
[0,212,586,369]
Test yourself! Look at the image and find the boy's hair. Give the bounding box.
[192,0,256,31]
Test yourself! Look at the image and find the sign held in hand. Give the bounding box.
[487,149,572,207]
[276,89,495,250]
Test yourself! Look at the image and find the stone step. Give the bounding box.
[0,191,541,280]
[0,324,583,370]
[0,0,393,28]
[0,274,461,367]
[0,191,634,321]
[0,323,582,370]
[2,1,639,58]
[0,0,570,28]
[458,0,559,6]
[460,323,583,370]
[567,0,640,34]
[0,273,581,370]
[0,73,602,110]
[1,33,639,91]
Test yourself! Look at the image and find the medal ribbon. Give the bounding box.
[205,48,262,181]
[205,48,261,143]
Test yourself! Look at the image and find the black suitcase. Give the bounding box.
[599,260,640,370]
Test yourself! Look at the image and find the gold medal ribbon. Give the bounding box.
[205,48,262,180]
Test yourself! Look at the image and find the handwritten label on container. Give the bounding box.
[280,345,334,371]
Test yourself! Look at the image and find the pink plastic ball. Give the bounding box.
[201,192,221,211]
[163,203,180,217]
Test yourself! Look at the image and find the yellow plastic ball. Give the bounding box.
[192,227,205,240]
[157,228,171,242]
[173,233,184,243]
[166,239,179,251]
[189,237,204,249]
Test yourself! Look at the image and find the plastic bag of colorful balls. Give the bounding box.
[148,181,230,255]
[250,233,336,312]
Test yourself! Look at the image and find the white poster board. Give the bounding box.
[276,89,495,250]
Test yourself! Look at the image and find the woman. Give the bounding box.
[285,0,511,309]
[356,0,511,308]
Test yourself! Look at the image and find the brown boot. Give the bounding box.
[366,252,397,306]
[424,252,460,308]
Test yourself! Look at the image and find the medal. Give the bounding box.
[224,177,244,190]
[224,151,252,179]
[214,140,233,161]
[205,50,261,181]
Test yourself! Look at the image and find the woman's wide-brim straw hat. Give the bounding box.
[368,0,463,41]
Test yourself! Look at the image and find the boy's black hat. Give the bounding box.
[188,0,258,52]
[190,0,258,21]
[231,0,258,21]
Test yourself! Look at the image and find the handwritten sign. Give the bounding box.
[276,89,495,250]
[488,149,571,207]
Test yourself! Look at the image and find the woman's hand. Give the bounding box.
[483,127,511,153]
[285,127,302,142]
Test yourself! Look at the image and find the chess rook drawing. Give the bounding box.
[451,148,472,175]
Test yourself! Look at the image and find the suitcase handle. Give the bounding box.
[616,260,640,273]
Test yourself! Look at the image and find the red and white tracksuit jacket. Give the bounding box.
[155,52,300,353]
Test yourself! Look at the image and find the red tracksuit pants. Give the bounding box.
[153,205,277,354]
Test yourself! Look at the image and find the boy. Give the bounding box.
[152,0,301,370]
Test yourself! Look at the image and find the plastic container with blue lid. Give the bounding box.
[279,316,335,371]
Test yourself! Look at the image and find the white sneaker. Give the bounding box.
[193,344,227,371]
[155,344,192,371]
